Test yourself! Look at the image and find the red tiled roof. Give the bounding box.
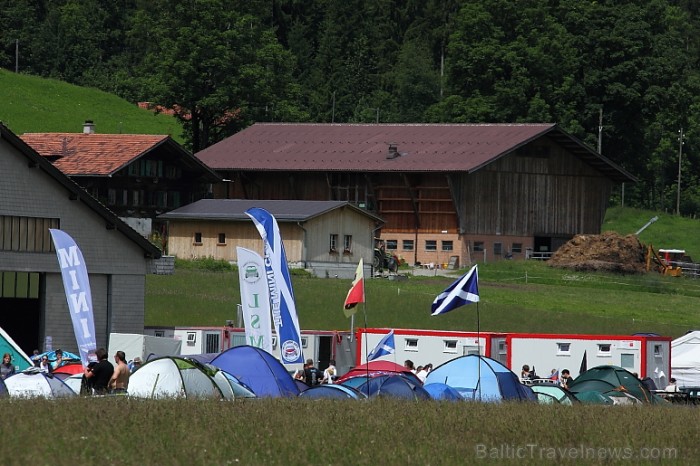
[20,133,168,176]
[196,123,557,172]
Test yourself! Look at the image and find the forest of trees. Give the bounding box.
[2,0,700,215]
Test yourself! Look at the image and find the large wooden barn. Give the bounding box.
[0,123,160,356]
[196,123,635,266]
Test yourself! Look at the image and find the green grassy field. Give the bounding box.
[0,69,183,141]
[0,398,695,465]
[146,259,700,339]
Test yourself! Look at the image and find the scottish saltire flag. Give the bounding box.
[431,264,479,316]
[367,330,395,361]
[49,229,97,367]
[237,247,273,354]
[245,208,304,364]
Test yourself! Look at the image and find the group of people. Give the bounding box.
[82,348,131,395]
[403,360,433,383]
[520,364,575,390]
[294,359,337,385]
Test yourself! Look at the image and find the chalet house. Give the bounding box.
[0,122,161,355]
[21,121,220,238]
[196,123,636,266]
[158,199,382,277]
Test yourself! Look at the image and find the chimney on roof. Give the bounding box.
[83,120,95,134]
[387,143,399,159]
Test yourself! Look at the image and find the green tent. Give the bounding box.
[568,365,665,404]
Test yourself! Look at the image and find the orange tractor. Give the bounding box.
[645,245,685,276]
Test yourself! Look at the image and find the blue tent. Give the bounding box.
[358,375,431,400]
[425,355,536,402]
[298,384,365,400]
[423,382,463,401]
[211,346,299,398]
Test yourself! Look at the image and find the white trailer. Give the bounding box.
[144,326,354,375]
[356,328,507,368]
[506,332,671,386]
[108,333,182,362]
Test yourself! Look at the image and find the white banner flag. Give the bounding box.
[237,247,273,354]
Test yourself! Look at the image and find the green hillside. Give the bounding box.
[0,69,183,142]
[603,206,700,259]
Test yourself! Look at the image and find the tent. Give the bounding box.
[336,360,421,385]
[0,326,34,371]
[53,362,85,376]
[357,375,431,400]
[568,365,663,404]
[128,356,223,399]
[425,354,536,402]
[4,370,76,398]
[211,346,299,398]
[529,384,579,405]
[671,331,700,387]
[423,382,463,401]
[210,369,256,400]
[298,384,366,400]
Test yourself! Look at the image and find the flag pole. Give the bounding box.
[477,301,481,401]
[362,302,370,384]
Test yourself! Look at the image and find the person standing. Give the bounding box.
[560,369,574,390]
[1,353,15,379]
[84,348,114,395]
[304,359,323,386]
[39,355,52,373]
[109,351,130,394]
[321,359,337,384]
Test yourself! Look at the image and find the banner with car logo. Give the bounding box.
[245,208,304,364]
[236,247,273,354]
[49,229,97,367]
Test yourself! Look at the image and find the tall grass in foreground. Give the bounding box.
[0,398,696,465]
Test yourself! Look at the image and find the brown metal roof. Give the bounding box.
[158,199,384,223]
[195,123,635,182]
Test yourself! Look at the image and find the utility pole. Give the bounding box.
[676,128,684,215]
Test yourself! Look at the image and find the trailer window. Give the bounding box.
[598,344,611,356]
[620,353,634,369]
[556,343,570,354]
[301,336,309,348]
[405,338,418,351]
[654,344,662,358]
[443,340,458,353]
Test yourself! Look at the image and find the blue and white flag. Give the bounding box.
[245,208,304,365]
[431,264,479,316]
[367,330,395,361]
[49,229,97,367]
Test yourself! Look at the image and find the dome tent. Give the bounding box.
[211,345,299,398]
[298,384,366,400]
[4,370,76,398]
[128,356,223,399]
[568,365,664,404]
[425,354,536,402]
[357,374,431,400]
[423,382,463,401]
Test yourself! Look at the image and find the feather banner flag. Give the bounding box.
[236,247,274,354]
[245,208,304,365]
[49,229,97,367]
[431,264,479,316]
[367,330,395,361]
[343,258,365,317]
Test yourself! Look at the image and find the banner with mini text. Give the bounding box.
[237,247,273,354]
[245,208,304,365]
[49,229,97,367]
